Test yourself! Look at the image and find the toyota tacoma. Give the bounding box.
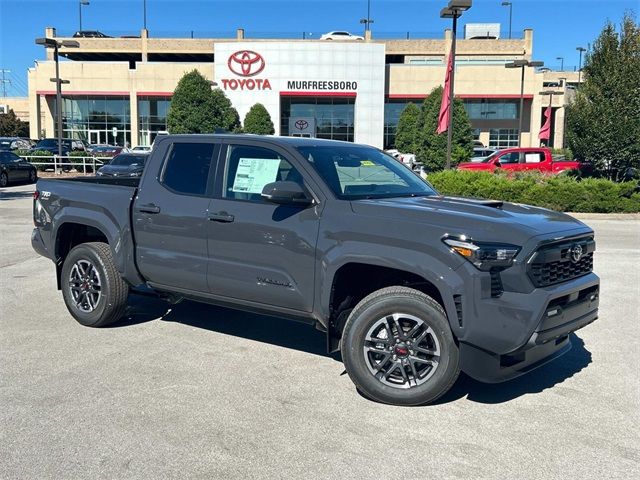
[31,135,599,405]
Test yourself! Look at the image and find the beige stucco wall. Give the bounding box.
[1,97,29,122]
[28,60,216,141]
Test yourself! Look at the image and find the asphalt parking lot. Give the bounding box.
[1,182,639,479]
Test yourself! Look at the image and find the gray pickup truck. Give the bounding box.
[31,135,599,405]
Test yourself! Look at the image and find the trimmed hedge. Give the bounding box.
[427,170,640,213]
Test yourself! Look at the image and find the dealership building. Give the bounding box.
[27,27,577,150]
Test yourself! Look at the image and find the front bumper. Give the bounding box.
[458,273,599,383]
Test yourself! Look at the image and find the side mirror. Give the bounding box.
[261,181,313,207]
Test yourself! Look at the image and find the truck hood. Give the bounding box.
[350,195,591,246]
[457,162,494,170]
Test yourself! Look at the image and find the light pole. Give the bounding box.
[440,0,472,169]
[35,38,79,158]
[143,0,147,30]
[359,18,374,36]
[360,0,373,36]
[501,2,512,39]
[79,0,89,32]
[539,90,562,147]
[556,56,564,71]
[505,59,543,147]
[576,46,586,84]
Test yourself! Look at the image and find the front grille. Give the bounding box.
[528,235,595,287]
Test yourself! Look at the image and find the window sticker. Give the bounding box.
[232,158,281,194]
[525,153,542,163]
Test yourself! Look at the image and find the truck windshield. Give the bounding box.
[296,145,438,200]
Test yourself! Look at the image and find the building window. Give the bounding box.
[463,99,519,120]
[138,96,171,146]
[488,128,519,149]
[280,96,355,142]
[60,95,131,147]
[383,99,421,150]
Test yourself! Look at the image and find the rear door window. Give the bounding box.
[161,142,216,196]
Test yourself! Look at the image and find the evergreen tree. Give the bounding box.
[394,103,422,154]
[566,13,640,180]
[0,109,29,137]
[417,86,473,171]
[167,70,238,134]
[243,103,275,135]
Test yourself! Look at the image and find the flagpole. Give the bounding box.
[439,1,472,169]
[445,14,457,170]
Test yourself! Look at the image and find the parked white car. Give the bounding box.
[320,31,364,41]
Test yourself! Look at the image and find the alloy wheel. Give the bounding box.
[68,259,102,312]
[363,313,441,389]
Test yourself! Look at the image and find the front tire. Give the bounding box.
[341,286,460,406]
[29,169,37,183]
[61,242,129,327]
[0,172,8,187]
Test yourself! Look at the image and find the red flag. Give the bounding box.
[437,52,454,134]
[539,104,552,141]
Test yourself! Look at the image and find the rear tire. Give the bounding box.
[29,169,37,183]
[61,242,129,327]
[341,286,460,406]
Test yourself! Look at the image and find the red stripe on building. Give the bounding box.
[36,90,130,96]
[386,94,534,99]
[136,92,173,97]
[280,91,357,97]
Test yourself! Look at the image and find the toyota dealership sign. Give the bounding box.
[222,50,272,90]
[215,42,385,147]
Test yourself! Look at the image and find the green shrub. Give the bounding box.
[427,170,640,213]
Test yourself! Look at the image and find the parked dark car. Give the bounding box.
[73,30,111,38]
[0,137,32,151]
[0,151,37,187]
[32,138,75,155]
[96,152,148,177]
[31,135,599,406]
[91,145,124,156]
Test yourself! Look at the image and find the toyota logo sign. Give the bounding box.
[294,120,309,130]
[228,50,265,77]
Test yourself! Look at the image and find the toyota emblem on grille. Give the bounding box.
[294,120,309,130]
[228,50,265,77]
[570,244,583,263]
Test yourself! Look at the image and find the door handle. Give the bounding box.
[208,212,234,223]
[137,203,161,214]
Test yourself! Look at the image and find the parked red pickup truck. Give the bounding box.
[458,148,581,174]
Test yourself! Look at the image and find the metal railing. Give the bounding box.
[18,155,107,174]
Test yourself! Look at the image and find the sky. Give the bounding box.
[0,0,637,97]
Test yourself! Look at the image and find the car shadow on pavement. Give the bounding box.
[434,333,592,405]
[0,189,35,201]
[114,295,592,403]
[113,293,333,359]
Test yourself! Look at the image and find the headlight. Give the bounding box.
[129,172,141,177]
[443,236,520,271]
[96,171,103,176]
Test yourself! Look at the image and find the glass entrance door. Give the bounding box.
[89,130,106,145]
